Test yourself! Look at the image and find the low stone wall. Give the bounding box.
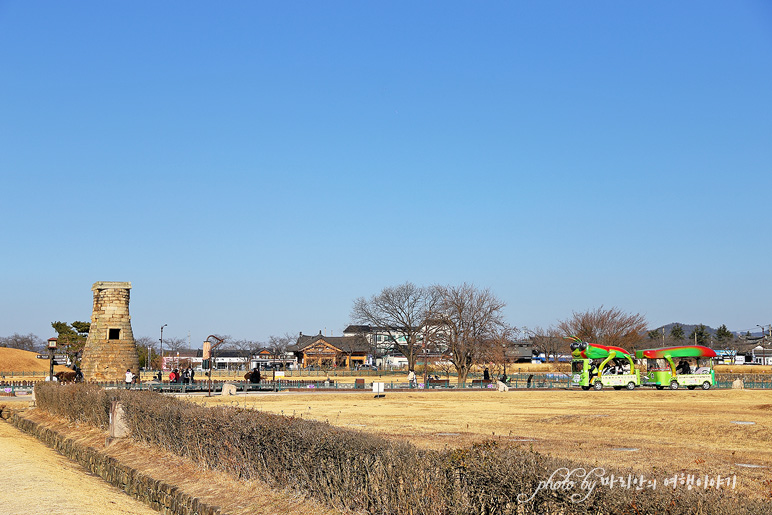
[9,412,226,515]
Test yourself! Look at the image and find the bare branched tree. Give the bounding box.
[435,283,507,385]
[0,333,44,352]
[230,339,262,370]
[482,323,518,377]
[351,282,441,371]
[531,326,568,363]
[557,306,647,352]
[164,337,187,355]
[267,333,295,368]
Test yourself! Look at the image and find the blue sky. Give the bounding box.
[2,1,771,345]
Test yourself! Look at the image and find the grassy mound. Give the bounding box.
[0,347,69,374]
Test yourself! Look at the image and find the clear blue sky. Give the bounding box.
[2,1,771,346]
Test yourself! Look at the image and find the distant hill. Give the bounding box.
[650,323,764,339]
[653,323,718,337]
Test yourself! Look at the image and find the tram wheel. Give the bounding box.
[581,386,590,390]
[701,381,711,390]
[656,386,664,390]
[593,381,603,391]
[669,381,679,390]
[626,382,636,391]
[687,386,695,390]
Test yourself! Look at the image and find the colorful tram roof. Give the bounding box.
[634,345,717,360]
[566,336,633,360]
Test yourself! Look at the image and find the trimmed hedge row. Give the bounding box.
[34,383,768,515]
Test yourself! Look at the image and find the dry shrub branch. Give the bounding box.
[34,383,767,515]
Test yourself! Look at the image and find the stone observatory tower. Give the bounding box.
[80,281,140,382]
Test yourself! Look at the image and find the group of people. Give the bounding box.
[676,359,692,375]
[605,359,631,375]
[587,360,631,380]
[168,367,195,384]
[483,368,508,384]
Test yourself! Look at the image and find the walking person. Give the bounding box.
[125,369,134,389]
[408,369,417,388]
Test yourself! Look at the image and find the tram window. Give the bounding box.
[571,361,584,373]
[648,359,669,371]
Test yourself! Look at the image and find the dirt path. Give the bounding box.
[0,419,159,515]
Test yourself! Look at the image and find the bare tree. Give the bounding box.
[229,339,262,371]
[531,327,568,363]
[351,282,441,371]
[267,333,295,369]
[557,306,647,352]
[0,333,44,352]
[164,337,186,355]
[483,323,518,377]
[435,283,507,385]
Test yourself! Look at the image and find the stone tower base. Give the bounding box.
[81,281,140,382]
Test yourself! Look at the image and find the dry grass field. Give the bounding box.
[195,388,772,500]
[0,347,70,378]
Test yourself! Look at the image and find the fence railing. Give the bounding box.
[3,371,770,394]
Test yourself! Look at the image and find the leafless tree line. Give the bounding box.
[352,283,650,382]
[0,333,44,352]
[351,282,514,384]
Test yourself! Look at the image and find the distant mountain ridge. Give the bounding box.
[653,323,718,337]
[650,323,763,338]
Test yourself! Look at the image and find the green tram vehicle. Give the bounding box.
[568,336,640,390]
[635,345,717,390]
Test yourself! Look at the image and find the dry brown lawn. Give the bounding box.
[195,388,772,500]
[0,347,70,378]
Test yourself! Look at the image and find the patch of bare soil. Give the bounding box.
[0,416,158,515]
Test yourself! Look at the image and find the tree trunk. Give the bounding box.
[456,365,469,385]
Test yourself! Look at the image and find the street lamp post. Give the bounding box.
[47,338,58,380]
[160,324,167,374]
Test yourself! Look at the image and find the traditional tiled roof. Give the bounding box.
[290,333,370,353]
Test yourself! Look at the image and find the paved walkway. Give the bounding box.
[0,419,157,515]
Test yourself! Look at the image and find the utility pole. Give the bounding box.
[160,324,167,375]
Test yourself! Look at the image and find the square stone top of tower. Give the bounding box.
[92,281,132,290]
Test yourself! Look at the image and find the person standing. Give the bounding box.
[189,367,195,384]
[408,369,417,388]
[124,369,134,389]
